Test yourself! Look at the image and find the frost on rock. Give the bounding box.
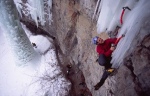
[14,0,53,26]
[95,0,150,68]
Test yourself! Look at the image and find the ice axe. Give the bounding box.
[111,34,125,47]
[120,6,131,24]
[122,6,131,11]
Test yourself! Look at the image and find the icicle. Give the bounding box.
[107,0,127,32]
[14,2,23,18]
[26,3,39,27]
[36,0,45,26]
[92,0,101,20]
[47,0,53,25]
[97,0,126,33]
[14,0,53,27]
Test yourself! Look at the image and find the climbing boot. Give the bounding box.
[106,68,114,73]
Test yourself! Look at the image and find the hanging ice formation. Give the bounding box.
[96,0,137,33]
[14,0,53,27]
[95,0,150,68]
[0,0,38,65]
[92,0,101,20]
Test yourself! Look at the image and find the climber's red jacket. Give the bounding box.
[96,37,122,57]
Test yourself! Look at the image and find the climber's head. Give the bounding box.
[92,36,104,45]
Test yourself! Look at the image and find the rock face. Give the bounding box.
[134,35,150,95]
[44,0,150,96]
[50,0,102,95]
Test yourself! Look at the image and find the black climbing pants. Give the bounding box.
[98,54,112,69]
[98,70,110,88]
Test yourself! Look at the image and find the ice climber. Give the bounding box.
[92,34,124,90]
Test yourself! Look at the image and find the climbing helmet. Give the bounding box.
[92,36,99,44]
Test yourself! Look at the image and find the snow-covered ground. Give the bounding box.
[96,0,150,68]
[0,26,70,96]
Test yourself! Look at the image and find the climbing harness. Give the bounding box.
[120,6,131,25]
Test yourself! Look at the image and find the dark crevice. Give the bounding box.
[125,57,146,96]
[126,34,150,96]
[71,10,80,25]
[52,1,92,95]
[54,40,92,96]
[125,58,136,81]
[20,18,55,39]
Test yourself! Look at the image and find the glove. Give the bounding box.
[111,44,116,47]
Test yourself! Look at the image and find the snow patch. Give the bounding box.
[30,35,52,54]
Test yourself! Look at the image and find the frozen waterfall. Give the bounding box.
[0,0,38,65]
[0,0,70,96]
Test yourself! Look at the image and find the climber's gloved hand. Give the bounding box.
[110,44,116,51]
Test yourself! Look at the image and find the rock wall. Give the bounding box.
[47,0,150,96]
[50,0,104,95]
